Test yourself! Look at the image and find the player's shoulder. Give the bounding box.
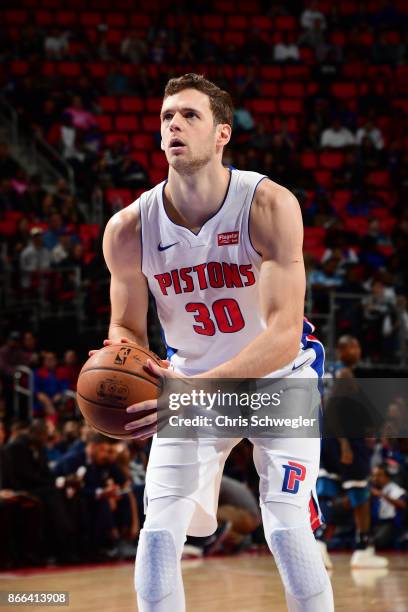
[104,183,160,240]
[252,175,299,215]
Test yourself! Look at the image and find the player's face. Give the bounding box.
[160,89,219,175]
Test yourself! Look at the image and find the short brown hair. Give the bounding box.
[164,73,234,127]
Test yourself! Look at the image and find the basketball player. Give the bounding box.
[96,74,334,611]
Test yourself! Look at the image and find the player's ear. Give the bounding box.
[161,140,165,151]
[216,123,232,148]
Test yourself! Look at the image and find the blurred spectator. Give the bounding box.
[44,27,69,59]
[371,464,407,549]
[233,102,255,134]
[274,32,300,62]
[19,227,51,290]
[0,331,31,396]
[356,120,385,150]
[120,30,147,64]
[106,61,131,96]
[33,352,69,421]
[43,212,65,251]
[65,96,97,132]
[54,433,136,558]
[362,280,398,360]
[56,350,80,391]
[300,0,326,30]
[309,257,343,289]
[298,18,329,62]
[0,143,19,180]
[4,419,77,563]
[320,118,356,148]
[249,123,274,152]
[372,31,404,65]
[51,230,74,266]
[22,331,40,369]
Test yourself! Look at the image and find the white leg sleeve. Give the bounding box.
[135,496,195,612]
[262,501,334,612]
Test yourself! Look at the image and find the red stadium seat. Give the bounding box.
[105,188,133,208]
[281,83,305,98]
[226,15,248,29]
[319,151,344,169]
[145,98,162,113]
[99,96,118,113]
[105,133,130,147]
[251,99,277,114]
[106,12,127,27]
[79,224,100,250]
[0,221,18,236]
[132,133,154,150]
[115,115,139,132]
[142,115,159,132]
[34,10,53,25]
[304,227,326,248]
[150,169,167,185]
[58,62,82,78]
[4,10,27,25]
[120,97,144,113]
[260,82,279,97]
[87,63,109,78]
[80,12,101,26]
[367,171,390,187]
[95,115,113,131]
[214,0,235,13]
[251,16,272,29]
[283,65,310,80]
[224,31,245,45]
[301,151,318,170]
[260,66,282,80]
[278,99,302,114]
[299,47,315,63]
[202,14,224,29]
[345,216,368,235]
[131,151,149,167]
[56,11,77,26]
[4,211,24,223]
[128,13,150,27]
[106,30,122,45]
[314,170,332,188]
[275,16,297,30]
[331,83,358,99]
[330,31,346,46]
[10,60,29,76]
[151,151,168,170]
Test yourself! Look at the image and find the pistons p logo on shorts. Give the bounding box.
[281,461,306,494]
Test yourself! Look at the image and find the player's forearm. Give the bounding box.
[108,321,148,348]
[196,323,301,379]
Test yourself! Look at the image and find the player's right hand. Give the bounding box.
[88,337,132,357]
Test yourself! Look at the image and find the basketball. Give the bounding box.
[76,342,163,439]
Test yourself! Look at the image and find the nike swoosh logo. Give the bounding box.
[158,242,179,251]
[292,359,309,371]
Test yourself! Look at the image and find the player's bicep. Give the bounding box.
[251,181,305,330]
[103,203,148,343]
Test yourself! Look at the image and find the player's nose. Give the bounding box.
[169,112,182,131]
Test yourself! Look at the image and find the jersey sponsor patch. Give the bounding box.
[218,231,239,246]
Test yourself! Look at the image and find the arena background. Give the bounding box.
[0,0,407,603]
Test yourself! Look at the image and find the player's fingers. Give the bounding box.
[146,358,172,377]
[126,399,157,414]
[124,412,157,431]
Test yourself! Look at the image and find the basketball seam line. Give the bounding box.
[79,366,161,386]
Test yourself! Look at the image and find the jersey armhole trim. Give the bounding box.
[138,195,144,273]
[248,175,268,258]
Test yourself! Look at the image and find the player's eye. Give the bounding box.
[185,112,197,118]
[162,113,173,121]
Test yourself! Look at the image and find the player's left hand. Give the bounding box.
[124,359,183,440]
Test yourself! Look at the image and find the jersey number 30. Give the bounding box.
[186,299,245,335]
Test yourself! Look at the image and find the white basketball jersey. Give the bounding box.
[140,168,310,376]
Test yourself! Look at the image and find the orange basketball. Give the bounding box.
[76,342,163,439]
